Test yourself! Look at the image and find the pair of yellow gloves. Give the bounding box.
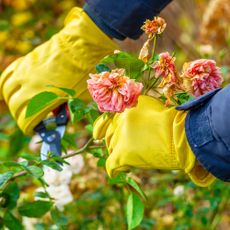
[0,7,215,187]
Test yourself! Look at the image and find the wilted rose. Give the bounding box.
[87,69,143,113]
[151,52,177,79]
[181,59,222,97]
[141,17,166,38]
[151,52,181,104]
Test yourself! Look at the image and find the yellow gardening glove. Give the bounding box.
[93,95,216,187]
[0,7,118,135]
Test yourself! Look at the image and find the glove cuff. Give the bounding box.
[187,160,216,187]
[173,110,215,187]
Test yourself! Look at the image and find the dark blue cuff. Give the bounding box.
[178,86,230,182]
[84,0,172,40]
[84,4,126,40]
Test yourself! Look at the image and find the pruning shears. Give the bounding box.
[34,104,69,161]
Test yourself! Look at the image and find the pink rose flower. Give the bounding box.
[152,52,177,80]
[182,59,222,97]
[87,69,143,113]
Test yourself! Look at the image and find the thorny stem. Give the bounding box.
[143,35,158,95]
[151,36,157,61]
[62,138,94,159]
[147,36,157,80]
[11,138,104,180]
[145,77,160,94]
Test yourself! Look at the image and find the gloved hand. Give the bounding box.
[93,95,216,187]
[0,7,118,135]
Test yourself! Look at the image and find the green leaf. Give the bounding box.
[108,172,126,185]
[26,166,44,178]
[47,85,76,97]
[176,92,194,105]
[86,109,100,124]
[3,182,20,210]
[51,155,70,165]
[127,177,147,201]
[90,148,104,158]
[85,124,93,134]
[126,192,144,230]
[96,63,110,73]
[51,208,68,226]
[35,191,51,199]
[26,92,58,118]
[19,153,40,161]
[4,212,23,230]
[3,161,22,168]
[18,161,29,167]
[101,51,144,79]
[68,98,86,123]
[97,158,106,167]
[19,200,53,217]
[0,172,14,188]
[38,177,49,187]
[41,160,63,171]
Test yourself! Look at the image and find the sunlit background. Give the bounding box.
[0,0,229,229]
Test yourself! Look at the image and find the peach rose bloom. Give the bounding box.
[87,69,143,112]
[182,59,222,97]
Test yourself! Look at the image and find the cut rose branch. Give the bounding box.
[87,16,223,113]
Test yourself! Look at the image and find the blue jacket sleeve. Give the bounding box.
[84,0,172,40]
[177,85,230,182]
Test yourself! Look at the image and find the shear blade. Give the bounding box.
[55,125,66,138]
[40,142,50,161]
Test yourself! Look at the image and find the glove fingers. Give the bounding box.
[0,58,23,101]
[3,77,22,103]
[104,121,116,151]
[106,150,130,177]
[0,70,14,101]
[93,114,114,140]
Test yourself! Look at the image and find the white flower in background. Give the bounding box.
[36,154,85,210]
[43,166,73,186]
[43,154,84,186]
[36,184,73,211]
[173,185,184,196]
[47,184,73,211]
[66,154,84,174]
